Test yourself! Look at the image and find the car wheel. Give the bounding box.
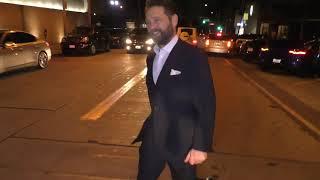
[89,45,96,55]
[38,51,49,69]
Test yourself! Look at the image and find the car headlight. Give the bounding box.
[80,37,89,43]
[126,38,132,44]
[145,38,154,45]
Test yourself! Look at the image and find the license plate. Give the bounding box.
[135,46,142,49]
[273,58,282,63]
[247,48,253,52]
[69,45,75,48]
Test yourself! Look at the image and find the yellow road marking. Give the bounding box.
[225,59,320,136]
[81,68,147,121]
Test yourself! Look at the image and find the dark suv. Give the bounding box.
[61,26,111,55]
[125,28,154,54]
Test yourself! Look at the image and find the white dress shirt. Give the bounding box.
[152,35,179,84]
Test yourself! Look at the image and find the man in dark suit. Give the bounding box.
[132,0,216,179]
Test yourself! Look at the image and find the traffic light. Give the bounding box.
[202,18,210,24]
[217,25,223,31]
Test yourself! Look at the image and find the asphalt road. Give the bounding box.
[0,49,319,180]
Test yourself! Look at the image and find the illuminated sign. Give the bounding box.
[0,0,88,12]
[243,13,249,21]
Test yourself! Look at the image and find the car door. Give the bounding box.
[15,32,37,65]
[0,45,6,73]
[2,32,25,70]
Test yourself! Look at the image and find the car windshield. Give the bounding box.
[238,34,260,40]
[180,29,194,35]
[268,40,304,48]
[209,34,233,40]
[130,28,148,35]
[72,27,92,35]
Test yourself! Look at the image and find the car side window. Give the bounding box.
[15,32,36,43]
[4,33,18,43]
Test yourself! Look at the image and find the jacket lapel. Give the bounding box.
[155,40,182,87]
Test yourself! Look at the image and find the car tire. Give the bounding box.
[89,45,96,55]
[38,51,49,69]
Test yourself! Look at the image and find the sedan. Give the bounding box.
[240,39,267,62]
[287,40,320,76]
[61,26,111,56]
[125,28,154,54]
[204,33,234,54]
[258,40,304,71]
[0,30,51,74]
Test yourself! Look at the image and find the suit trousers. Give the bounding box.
[137,130,196,180]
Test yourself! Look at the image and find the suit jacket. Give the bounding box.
[133,39,216,159]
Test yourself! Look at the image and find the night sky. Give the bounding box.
[92,0,319,28]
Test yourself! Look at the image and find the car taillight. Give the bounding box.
[205,40,210,46]
[227,41,231,48]
[216,32,222,37]
[289,50,306,55]
[192,40,197,44]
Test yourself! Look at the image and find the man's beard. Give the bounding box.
[151,25,174,46]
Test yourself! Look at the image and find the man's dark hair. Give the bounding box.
[145,0,177,16]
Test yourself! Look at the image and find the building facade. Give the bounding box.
[0,0,91,54]
[235,0,320,41]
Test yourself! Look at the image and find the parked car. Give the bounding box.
[0,30,51,74]
[240,39,267,62]
[204,33,234,54]
[235,34,262,54]
[109,28,128,48]
[258,40,305,71]
[287,39,320,76]
[61,26,111,55]
[125,28,154,53]
[177,27,198,46]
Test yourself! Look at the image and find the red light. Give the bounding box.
[216,32,222,37]
[289,50,306,55]
[192,40,197,44]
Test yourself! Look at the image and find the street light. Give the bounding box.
[205,4,208,7]
[110,0,120,6]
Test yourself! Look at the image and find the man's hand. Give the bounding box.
[184,149,207,165]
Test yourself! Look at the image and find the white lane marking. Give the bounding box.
[81,68,147,121]
[225,59,320,136]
